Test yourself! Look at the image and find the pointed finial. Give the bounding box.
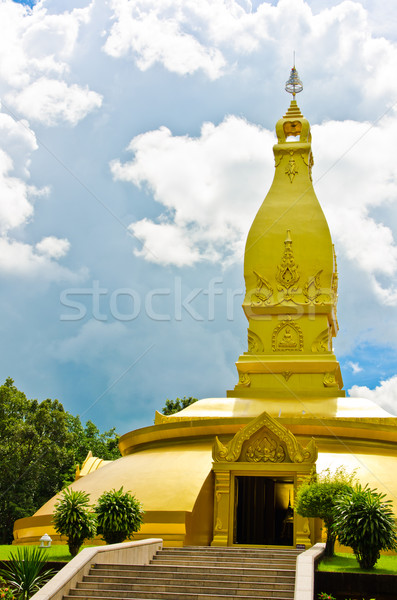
[285,62,303,98]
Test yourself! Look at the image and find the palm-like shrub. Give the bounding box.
[333,484,397,569]
[0,547,54,600]
[53,488,96,557]
[96,487,144,545]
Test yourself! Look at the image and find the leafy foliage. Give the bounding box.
[333,484,397,569]
[53,489,96,557]
[0,378,120,543]
[0,547,54,600]
[0,576,15,600]
[62,417,120,487]
[161,396,198,415]
[96,487,144,545]
[295,467,356,556]
[0,378,71,544]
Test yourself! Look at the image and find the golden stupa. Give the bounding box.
[14,68,397,549]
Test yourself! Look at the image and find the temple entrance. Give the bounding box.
[234,476,294,546]
[211,411,316,548]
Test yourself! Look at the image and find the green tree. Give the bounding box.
[333,484,397,569]
[161,396,198,415]
[0,378,71,543]
[0,377,120,544]
[62,416,120,486]
[0,547,54,600]
[96,487,144,544]
[53,488,96,557]
[295,467,356,556]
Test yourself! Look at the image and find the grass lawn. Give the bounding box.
[318,553,397,575]
[0,544,95,562]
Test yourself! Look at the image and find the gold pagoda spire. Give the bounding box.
[228,68,343,401]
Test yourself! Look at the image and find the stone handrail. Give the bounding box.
[30,538,163,600]
[294,542,326,600]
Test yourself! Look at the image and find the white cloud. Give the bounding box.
[347,361,363,374]
[0,1,101,126]
[8,78,102,126]
[36,236,70,260]
[0,1,92,86]
[0,149,34,233]
[313,115,397,303]
[104,0,397,114]
[104,0,226,79]
[130,220,204,267]
[0,110,37,177]
[112,109,397,311]
[111,117,274,266]
[0,236,78,281]
[0,107,75,280]
[349,375,397,417]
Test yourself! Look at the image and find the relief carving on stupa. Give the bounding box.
[272,318,303,352]
[323,371,339,388]
[275,229,300,299]
[285,151,298,182]
[312,329,330,353]
[302,270,331,304]
[247,329,264,353]
[236,372,251,388]
[250,230,335,308]
[212,411,317,464]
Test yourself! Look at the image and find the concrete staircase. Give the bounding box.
[64,546,301,600]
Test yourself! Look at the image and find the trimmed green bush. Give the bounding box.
[96,487,144,545]
[333,484,397,569]
[53,488,96,557]
[295,467,356,556]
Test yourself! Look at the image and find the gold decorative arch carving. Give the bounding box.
[212,411,317,464]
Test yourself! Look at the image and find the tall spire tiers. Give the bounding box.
[228,67,343,400]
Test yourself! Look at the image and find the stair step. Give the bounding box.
[85,574,295,587]
[91,564,295,577]
[166,546,300,553]
[75,582,293,597]
[153,554,296,563]
[78,579,294,593]
[159,548,299,557]
[66,593,293,600]
[150,558,295,569]
[65,546,298,600]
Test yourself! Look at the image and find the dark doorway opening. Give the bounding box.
[234,476,294,546]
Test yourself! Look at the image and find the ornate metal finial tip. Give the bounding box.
[285,66,303,97]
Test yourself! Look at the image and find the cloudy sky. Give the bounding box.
[2,0,397,434]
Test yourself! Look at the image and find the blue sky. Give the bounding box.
[2,0,397,433]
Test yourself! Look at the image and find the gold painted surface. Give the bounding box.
[14,443,214,545]
[167,396,395,420]
[35,443,213,515]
